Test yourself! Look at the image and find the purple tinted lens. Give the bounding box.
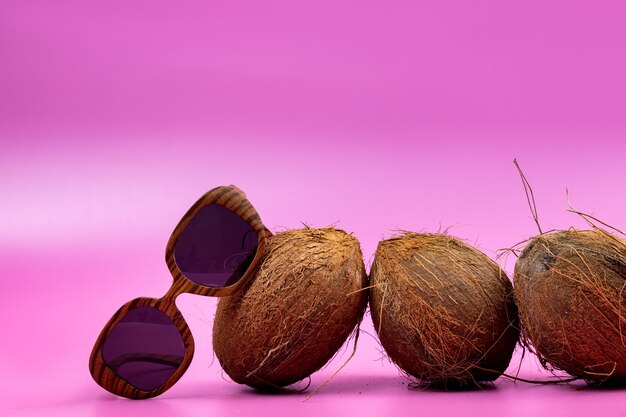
[102,307,185,392]
[174,204,259,287]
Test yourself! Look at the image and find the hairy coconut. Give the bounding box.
[370,233,519,386]
[213,227,368,390]
[514,229,626,383]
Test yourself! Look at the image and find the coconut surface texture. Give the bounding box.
[370,233,519,386]
[514,229,626,384]
[213,227,368,390]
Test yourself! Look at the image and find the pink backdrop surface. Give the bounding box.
[1,1,625,416]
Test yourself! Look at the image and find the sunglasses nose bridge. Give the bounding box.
[161,273,190,304]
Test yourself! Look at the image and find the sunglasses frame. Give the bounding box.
[89,185,271,399]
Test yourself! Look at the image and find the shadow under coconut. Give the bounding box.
[407,380,499,393]
[561,379,626,392]
[238,383,311,396]
[238,373,410,397]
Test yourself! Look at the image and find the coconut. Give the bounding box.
[212,227,368,390]
[514,229,626,383]
[369,233,519,387]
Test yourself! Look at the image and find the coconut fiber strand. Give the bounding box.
[515,229,626,383]
[213,227,368,390]
[370,233,519,387]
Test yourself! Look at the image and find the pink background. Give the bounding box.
[1,1,625,416]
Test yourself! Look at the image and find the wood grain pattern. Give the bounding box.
[89,185,270,399]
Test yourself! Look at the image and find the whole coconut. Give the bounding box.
[514,229,626,383]
[370,233,519,386]
[213,227,368,390]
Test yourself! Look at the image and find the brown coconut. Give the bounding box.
[213,227,368,390]
[514,229,626,383]
[370,233,519,387]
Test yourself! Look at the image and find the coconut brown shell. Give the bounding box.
[514,229,626,383]
[369,233,519,386]
[213,227,368,390]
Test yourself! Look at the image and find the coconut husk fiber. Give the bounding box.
[370,233,519,387]
[514,229,626,384]
[212,227,368,390]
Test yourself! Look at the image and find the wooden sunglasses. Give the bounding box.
[89,185,271,399]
